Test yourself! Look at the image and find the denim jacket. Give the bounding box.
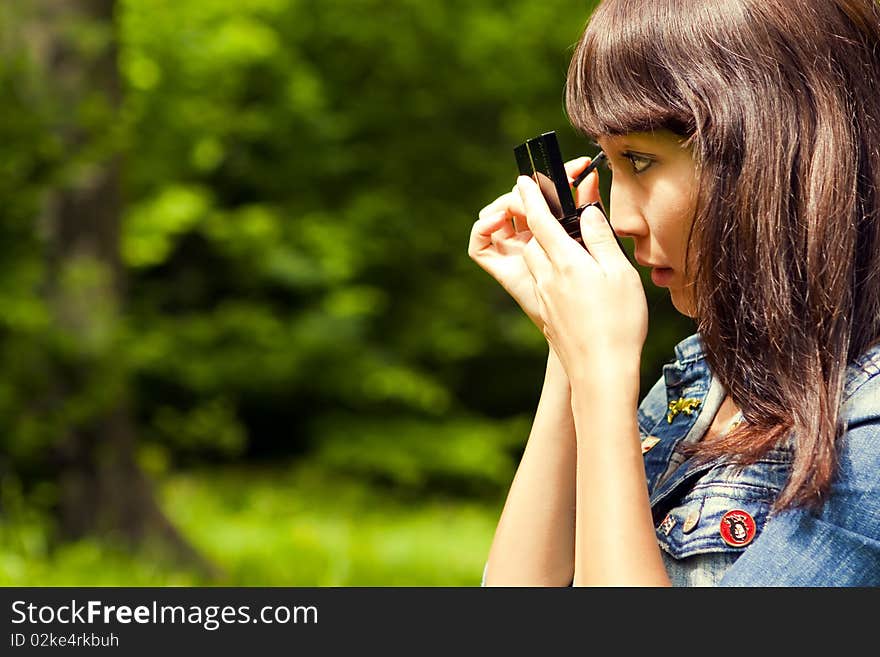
[644,333,880,586]
[481,333,880,587]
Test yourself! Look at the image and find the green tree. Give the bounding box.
[0,0,694,571]
[0,0,208,569]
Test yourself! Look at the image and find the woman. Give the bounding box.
[469,0,880,586]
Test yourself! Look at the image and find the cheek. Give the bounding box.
[651,178,693,216]
[648,181,695,249]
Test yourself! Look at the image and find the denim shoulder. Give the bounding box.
[720,345,880,586]
[837,342,880,537]
[833,347,880,539]
[842,340,880,417]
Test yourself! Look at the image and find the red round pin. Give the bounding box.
[719,509,756,547]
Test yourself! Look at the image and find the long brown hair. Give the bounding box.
[566,0,880,510]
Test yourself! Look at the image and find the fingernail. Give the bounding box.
[584,202,605,223]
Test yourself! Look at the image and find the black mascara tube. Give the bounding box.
[513,134,631,264]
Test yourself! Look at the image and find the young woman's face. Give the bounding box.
[596,130,698,317]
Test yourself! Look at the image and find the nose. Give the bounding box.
[608,182,649,240]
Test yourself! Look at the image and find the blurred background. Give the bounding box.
[0,0,693,585]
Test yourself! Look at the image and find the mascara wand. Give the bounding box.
[572,151,606,188]
[571,152,634,266]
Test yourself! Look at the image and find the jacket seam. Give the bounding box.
[842,365,880,403]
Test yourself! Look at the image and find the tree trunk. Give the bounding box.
[25,0,217,576]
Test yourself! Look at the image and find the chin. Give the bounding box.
[669,290,697,318]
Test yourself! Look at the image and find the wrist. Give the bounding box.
[568,355,641,404]
[546,346,572,390]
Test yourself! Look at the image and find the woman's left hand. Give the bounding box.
[517,175,648,383]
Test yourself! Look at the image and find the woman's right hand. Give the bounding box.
[468,156,602,330]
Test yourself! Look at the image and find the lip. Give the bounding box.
[633,253,675,285]
[634,253,667,269]
[650,267,675,286]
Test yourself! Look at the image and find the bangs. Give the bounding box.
[566,0,698,139]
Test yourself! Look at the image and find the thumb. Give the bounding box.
[579,202,633,267]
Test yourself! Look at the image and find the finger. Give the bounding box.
[489,221,517,252]
[516,176,576,261]
[492,217,516,240]
[472,209,510,237]
[564,156,589,180]
[521,232,552,282]
[579,203,631,269]
[575,169,601,208]
[565,156,602,207]
[469,210,511,255]
[478,190,526,222]
[512,227,533,243]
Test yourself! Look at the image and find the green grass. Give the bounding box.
[0,463,502,586]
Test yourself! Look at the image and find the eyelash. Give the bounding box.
[605,152,654,174]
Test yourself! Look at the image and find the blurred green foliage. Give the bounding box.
[0,0,694,583]
[1,464,497,585]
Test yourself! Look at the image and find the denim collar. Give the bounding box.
[673,332,706,365]
[674,332,880,399]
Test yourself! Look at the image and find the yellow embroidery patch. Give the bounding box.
[666,397,702,423]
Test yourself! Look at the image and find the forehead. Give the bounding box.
[597,130,687,152]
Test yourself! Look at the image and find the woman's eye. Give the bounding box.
[603,153,653,175]
[625,153,653,173]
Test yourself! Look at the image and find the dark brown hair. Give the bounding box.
[566,0,880,510]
